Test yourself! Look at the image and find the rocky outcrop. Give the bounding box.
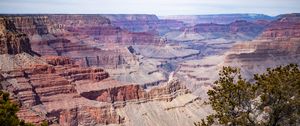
[58,106,124,125]
[0,18,34,55]
[79,78,188,106]
[0,15,163,69]
[189,20,266,38]
[44,56,74,66]
[221,14,300,80]
[259,13,300,40]
[227,14,300,61]
[1,57,188,125]
[77,76,189,107]
[102,14,160,33]
[0,14,161,46]
[175,14,300,99]
[0,19,192,125]
[0,55,110,124]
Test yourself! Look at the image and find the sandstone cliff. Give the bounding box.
[0,17,202,125]
[0,15,163,69]
[0,18,34,55]
[189,20,266,39]
[259,13,300,40]
[175,14,300,98]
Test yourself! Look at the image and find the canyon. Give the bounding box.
[0,13,299,126]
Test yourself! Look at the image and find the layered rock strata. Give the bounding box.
[0,15,163,69]
[0,18,34,55]
[161,14,274,25]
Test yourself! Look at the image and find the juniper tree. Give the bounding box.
[195,64,300,126]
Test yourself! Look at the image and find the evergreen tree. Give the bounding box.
[0,91,47,126]
[195,64,300,126]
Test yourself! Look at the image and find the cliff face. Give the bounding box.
[102,14,159,33]
[2,14,160,45]
[259,13,300,40]
[224,14,300,78]
[1,56,189,125]
[0,18,197,125]
[189,20,266,38]
[79,78,188,105]
[228,14,300,60]
[175,14,300,98]
[4,13,296,126]
[1,56,114,125]
[0,15,163,69]
[0,18,33,55]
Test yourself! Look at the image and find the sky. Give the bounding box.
[0,0,300,16]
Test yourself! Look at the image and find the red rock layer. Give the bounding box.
[259,13,300,40]
[1,56,110,125]
[188,20,266,37]
[58,106,124,125]
[0,18,34,55]
[0,15,161,46]
[225,14,300,64]
[79,79,189,107]
[0,15,162,68]
[1,54,187,125]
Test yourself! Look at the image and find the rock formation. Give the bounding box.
[259,13,300,40]
[161,14,274,25]
[0,16,205,125]
[0,18,34,55]
[0,14,164,70]
[187,20,266,39]
[2,13,299,126]
[175,13,300,98]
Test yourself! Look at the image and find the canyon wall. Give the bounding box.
[0,14,164,69]
[161,14,274,25]
[259,13,300,40]
[0,16,200,125]
[175,13,300,98]
[186,20,267,40]
[2,13,299,126]
[0,18,34,55]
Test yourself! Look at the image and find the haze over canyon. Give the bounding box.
[0,3,300,125]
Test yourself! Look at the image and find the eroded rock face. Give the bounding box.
[58,106,124,126]
[189,20,266,38]
[1,14,161,46]
[0,18,33,55]
[0,20,193,125]
[0,15,163,69]
[260,13,300,40]
[227,14,300,63]
[79,78,188,106]
[1,56,189,125]
[175,14,300,99]
[1,56,110,124]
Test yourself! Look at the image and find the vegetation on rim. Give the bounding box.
[195,64,300,126]
[0,91,48,126]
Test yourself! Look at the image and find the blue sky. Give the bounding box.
[0,0,299,16]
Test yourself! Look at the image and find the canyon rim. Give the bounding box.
[0,0,300,126]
